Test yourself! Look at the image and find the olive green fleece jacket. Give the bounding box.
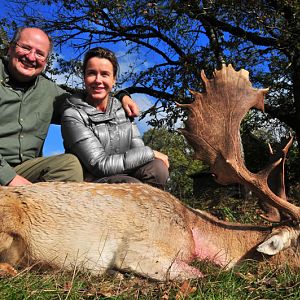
[0,57,68,185]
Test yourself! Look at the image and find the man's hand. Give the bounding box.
[122,95,140,117]
[153,150,170,168]
[8,175,32,186]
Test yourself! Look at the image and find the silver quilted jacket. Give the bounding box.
[61,94,154,177]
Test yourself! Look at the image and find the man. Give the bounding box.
[0,27,139,186]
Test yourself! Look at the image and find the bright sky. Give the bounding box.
[0,0,155,156]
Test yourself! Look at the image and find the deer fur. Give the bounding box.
[1,182,300,281]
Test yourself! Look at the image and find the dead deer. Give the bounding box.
[0,65,299,281]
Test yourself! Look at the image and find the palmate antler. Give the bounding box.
[179,64,300,223]
[260,136,292,221]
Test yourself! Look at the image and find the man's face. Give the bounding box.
[7,28,50,82]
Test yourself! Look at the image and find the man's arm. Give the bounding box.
[0,155,31,186]
[114,91,140,117]
[0,155,16,186]
[53,89,140,124]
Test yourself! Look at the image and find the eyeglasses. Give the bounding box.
[15,42,48,62]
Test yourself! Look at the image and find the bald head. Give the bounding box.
[7,27,52,82]
[11,27,53,56]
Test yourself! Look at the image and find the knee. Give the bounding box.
[95,175,141,184]
[55,154,84,182]
[140,159,169,188]
[152,159,169,185]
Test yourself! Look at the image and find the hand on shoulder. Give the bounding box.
[122,95,140,117]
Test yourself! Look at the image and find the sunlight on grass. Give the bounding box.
[0,262,300,299]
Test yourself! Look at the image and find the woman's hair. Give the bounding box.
[82,47,119,78]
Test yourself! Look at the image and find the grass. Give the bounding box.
[1,188,300,299]
[1,263,300,299]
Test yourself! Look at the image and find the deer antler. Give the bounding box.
[259,136,293,222]
[179,64,300,223]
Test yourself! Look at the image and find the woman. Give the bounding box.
[61,47,169,188]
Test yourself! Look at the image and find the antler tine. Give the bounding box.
[179,65,300,223]
[259,136,294,222]
[267,135,293,200]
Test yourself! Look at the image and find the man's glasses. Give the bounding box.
[15,42,48,62]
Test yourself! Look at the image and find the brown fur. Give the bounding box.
[0,182,299,280]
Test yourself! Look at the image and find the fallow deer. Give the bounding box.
[0,65,299,281]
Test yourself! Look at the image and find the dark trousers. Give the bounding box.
[94,159,169,189]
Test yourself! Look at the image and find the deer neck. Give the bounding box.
[190,210,271,268]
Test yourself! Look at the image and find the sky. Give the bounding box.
[0,0,155,156]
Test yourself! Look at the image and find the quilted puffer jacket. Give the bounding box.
[61,94,154,178]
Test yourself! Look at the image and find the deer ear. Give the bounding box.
[256,227,297,255]
[256,235,285,255]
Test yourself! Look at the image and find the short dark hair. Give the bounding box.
[10,27,53,58]
[82,47,119,78]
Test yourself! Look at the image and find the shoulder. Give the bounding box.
[110,96,127,116]
[0,57,8,80]
[110,97,133,124]
[110,96,123,110]
[38,74,68,96]
[62,97,84,119]
[62,106,82,121]
[38,74,59,87]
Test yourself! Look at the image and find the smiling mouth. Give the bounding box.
[92,87,105,92]
[20,58,36,69]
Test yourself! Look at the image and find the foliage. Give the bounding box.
[143,127,205,199]
[1,1,299,138]
[0,0,299,179]
[0,23,10,57]
[241,120,300,189]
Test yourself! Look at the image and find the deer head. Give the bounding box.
[178,64,300,224]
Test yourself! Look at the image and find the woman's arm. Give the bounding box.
[61,108,153,177]
[130,122,169,168]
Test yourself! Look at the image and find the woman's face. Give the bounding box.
[84,57,116,105]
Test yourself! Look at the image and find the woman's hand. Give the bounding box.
[153,150,169,168]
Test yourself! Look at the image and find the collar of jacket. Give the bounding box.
[67,93,122,123]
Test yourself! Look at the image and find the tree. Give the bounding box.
[143,127,204,199]
[1,0,299,175]
[0,22,10,57]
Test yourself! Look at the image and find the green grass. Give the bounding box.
[1,263,300,299]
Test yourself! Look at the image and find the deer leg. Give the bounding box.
[0,232,26,266]
[114,252,203,281]
[167,259,203,280]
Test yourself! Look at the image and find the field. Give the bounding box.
[1,260,300,299]
[1,188,300,300]
[0,263,300,300]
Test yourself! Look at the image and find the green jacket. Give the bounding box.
[0,57,69,185]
